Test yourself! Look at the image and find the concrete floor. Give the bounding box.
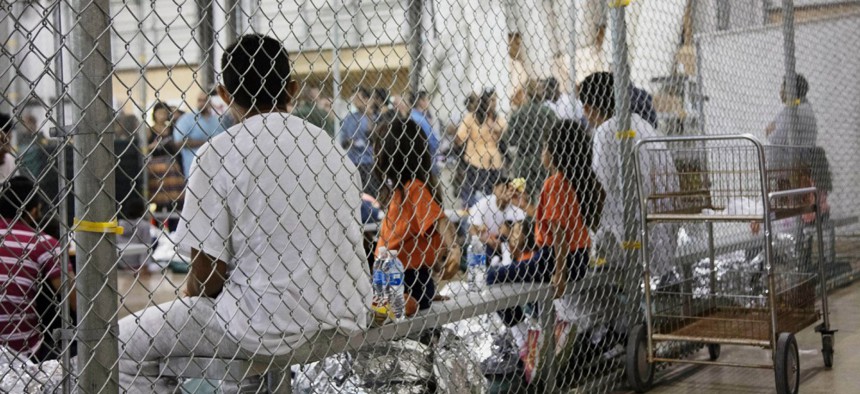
[619,280,860,394]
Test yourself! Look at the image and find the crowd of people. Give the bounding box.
[0,30,828,391]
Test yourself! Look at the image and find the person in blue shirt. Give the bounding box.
[412,108,439,157]
[394,94,439,158]
[337,86,379,195]
[172,90,227,176]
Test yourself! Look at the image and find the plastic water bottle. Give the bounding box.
[466,235,488,292]
[385,250,406,320]
[372,248,389,309]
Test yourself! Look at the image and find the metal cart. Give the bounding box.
[626,134,836,394]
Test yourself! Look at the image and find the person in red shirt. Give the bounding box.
[374,114,460,314]
[489,120,597,298]
[0,176,76,359]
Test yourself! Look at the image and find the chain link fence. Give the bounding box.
[0,0,858,392]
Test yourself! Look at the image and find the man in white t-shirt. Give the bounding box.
[469,177,527,253]
[581,72,678,279]
[117,35,372,392]
[543,77,586,123]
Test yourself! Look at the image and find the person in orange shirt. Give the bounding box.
[490,120,595,298]
[374,114,461,315]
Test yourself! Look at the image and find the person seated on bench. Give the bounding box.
[0,176,77,362]
[373,114,461,316]
[468,177,527,259]
[488,219,541,328]
[116,34,372,392]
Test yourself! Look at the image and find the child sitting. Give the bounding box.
[487,219,541,285]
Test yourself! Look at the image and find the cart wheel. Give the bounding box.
[707,344,721,361]
[775,332,800,394]
[626,323,654,393]
[821,334,834,368]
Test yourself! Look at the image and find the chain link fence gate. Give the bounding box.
[0,0,859,393]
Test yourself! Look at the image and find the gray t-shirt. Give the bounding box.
[768,100,818,146]
[767,100,818,175]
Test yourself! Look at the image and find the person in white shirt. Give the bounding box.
[468,177,527,253]
[581,72,679,279]
[543,77,586,123]
[117,34,372,392]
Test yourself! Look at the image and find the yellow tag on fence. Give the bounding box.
[621,241,642,250]
[616,130,636,140]
[73,219,125,235]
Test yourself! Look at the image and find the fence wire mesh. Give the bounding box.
[0,0,858,393]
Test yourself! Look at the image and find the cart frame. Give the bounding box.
[628,134,835,392]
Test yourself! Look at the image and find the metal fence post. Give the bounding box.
[331,0,343,134]
[136,0,150,202]
[609,0,639,314]
[226,0,240,42]
[0,5,12,113]
[567,0,577,95]
[70,0,120,392]
[49,3,74,393]
[197,0,216,88]
[781,0,798,147]
[407,0,423,94]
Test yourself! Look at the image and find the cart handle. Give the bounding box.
[768,187,817,202]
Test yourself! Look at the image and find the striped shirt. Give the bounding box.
[0,218,63,355]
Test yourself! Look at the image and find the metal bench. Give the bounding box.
[158,282,556,393]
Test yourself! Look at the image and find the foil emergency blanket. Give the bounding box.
[0,347,64,393]
[293,329,486,393]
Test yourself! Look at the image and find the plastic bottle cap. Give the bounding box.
[389,250,398,257]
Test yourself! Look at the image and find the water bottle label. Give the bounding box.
[372,270,387,285]
[388,272,403,286]
[468,254,487,268]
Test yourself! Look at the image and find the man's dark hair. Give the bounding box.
[372,88,389,104]
[0,112,12,135]
[0,176,42,219]
[221,34,292,110]
[783,74,810,99]
[543,77,561,102]
[408,90,428,107]
[475,89,497,125]
[370,88,389,114]
[579,72,615,117]
[355,86,372,99]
